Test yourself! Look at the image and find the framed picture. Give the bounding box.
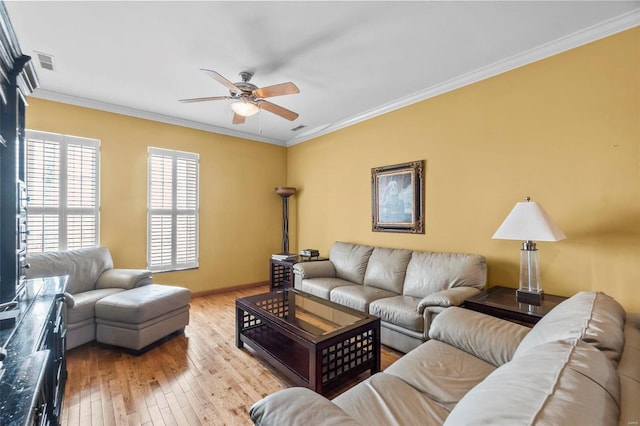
[371,160,424,233]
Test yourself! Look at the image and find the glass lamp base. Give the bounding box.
[517,242,543,305]
[516,289,544,305]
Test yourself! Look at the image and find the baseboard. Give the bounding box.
[191,281,269,298]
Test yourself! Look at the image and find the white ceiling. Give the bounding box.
[6,1,640,146]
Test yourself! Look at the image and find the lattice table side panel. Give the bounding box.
[272,264,293,288]
[241,310,263,330]
[255,296,290,319]
[321,329,375,383]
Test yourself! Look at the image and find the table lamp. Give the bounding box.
[492,197,566,304]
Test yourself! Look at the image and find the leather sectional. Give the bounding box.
[250,291,640,425]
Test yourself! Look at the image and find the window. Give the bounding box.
[147,147,199,272]
[25,130,100,253]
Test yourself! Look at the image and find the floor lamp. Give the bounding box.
[275,187,296,254]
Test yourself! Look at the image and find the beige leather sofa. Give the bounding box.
[25,247,190,351]
[293,241,486,353]
[250,291,640,426]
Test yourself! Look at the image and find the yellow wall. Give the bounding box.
[24,28,639,311]
[288,28,640,312]
[26,99,287,293]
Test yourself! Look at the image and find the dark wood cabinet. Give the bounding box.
[0,0,38,305]
[0,3,63,425]
[40,296,67,423]
[0,277,67,426]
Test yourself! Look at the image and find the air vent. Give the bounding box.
[35,52,55,71]
[291,125,306,132]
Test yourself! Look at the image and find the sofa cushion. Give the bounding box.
[369,295,423,333]
[300,277,354,299]
[332,373,450,425]
[363,247,412,293]
[402,252,486,299]
[429,307,530,367]
[385,339,496,411]
[329,285,396,313]
[67,288,125,324]
[250,388,361,426]
[329,242,374,285]
[26,246,114,294]
[514,291,626,365]
[444,340,620,426]
[66,317,94,332]
[417,287,481,312]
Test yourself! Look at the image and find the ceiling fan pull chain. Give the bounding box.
[259,109,263,134]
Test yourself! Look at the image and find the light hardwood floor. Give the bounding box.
[61,285,403,426]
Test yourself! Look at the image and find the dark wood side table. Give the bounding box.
[270,258,297,290]
[463,286,568,327]
[269,256,328,290]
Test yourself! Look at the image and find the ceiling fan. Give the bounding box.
[179,69,300,124]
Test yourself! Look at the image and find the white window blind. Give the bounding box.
[26,130,100,253]
[147,147,199,272]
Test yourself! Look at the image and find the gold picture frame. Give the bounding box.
[371,160,424,233]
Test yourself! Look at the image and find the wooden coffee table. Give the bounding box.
[236,289,380,395]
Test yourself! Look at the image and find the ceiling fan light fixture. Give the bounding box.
[230,99,260,117]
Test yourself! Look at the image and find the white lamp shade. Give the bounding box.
[492,200,566,242]
[231,100,260,117]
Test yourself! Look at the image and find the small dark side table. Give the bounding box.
[270,256,329,290]
[463,286,568,327]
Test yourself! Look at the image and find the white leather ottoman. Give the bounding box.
[95,284,191,353]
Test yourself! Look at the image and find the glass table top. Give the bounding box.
[241,289,369,337]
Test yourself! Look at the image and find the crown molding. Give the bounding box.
[28,8,639,148]
[286,9,640,146]
[28,89,286,146]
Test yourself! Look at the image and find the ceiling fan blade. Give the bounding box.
[232,113,246,125]
[201,69,243,93]
[254,82,300,99]
[179,96,230,103]
[258,100,299,121]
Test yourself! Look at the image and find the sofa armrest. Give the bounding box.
[619,313,640,426]
[428,306,530,367]
[95,268,152,290]
[63,292,75,308]
[417,287,481,313]
[293,261,336,280]
[250,387,361,426]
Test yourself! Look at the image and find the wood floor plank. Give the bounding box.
[164,392,189,425]
[159,405,178,426]
[126,412,142,426]
[90,399,104,426]
[101,392,116,426]
[183,389,219,425]
[66,402,80,426]
[61,285,403,425]
[147,403,166,426]
[111,393,129,426]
